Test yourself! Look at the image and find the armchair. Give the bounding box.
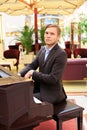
[64,48,72,58]
[74,48,87,58]
[3,49,20,71]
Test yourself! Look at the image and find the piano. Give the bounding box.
[0,66,53,130]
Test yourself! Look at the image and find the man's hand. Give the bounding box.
[24,70,34,79]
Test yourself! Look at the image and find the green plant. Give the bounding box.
[39,26,45,46]
[78,14,87,44]
[16,25,34,54]
[61,26,71,41]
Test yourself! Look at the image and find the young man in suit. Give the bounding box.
[19,24,67,104]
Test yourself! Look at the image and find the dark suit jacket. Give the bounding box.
[20,44,67,104]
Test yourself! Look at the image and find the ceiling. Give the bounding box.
[0,0,86,16]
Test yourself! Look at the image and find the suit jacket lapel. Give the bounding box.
[40,48,46,65]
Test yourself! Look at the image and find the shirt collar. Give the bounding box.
[45,45,53,52]
[45,44,57,52]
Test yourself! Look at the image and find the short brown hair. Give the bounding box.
[45,24,61,36]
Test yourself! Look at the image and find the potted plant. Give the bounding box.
[78,14,87,44]
[61,26,71,41]
[16,25,34,54]
[39,26,45,46]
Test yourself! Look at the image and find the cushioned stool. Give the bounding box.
[53,100,84,130]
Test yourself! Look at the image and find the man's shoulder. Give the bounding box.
[53,44,64,52]
[39,46,45,52]
[37,46,45,55]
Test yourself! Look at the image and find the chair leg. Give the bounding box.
[9,65,11,71]
[16,65,18,72]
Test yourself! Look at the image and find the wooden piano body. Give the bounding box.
[0,66,53,129]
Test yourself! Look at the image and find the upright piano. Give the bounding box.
[0,66,53,130]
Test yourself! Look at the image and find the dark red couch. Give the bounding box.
[64,48,87,59]
[62,58,87,80]
[73,48,87,58]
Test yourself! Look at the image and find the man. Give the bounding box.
[19,24,67,104]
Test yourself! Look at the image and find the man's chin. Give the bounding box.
[46,43,55,46]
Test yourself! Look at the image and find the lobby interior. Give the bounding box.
[0,0,87,130]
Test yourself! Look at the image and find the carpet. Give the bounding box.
[34,95,87,130]
[34,119,77,130]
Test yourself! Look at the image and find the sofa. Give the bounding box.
[73,48,87,58]
[64,48,87,58]
[62,58,87,80]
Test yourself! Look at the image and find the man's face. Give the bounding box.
[44,27,60,47]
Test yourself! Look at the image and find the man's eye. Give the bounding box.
[50,33,54,35]
[45,32,48,34]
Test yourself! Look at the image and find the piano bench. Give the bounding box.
[53,100,84,130]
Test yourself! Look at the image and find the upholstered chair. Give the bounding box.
[3,49,20,71]
[74,48,87,58]
[64,48,72,58]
